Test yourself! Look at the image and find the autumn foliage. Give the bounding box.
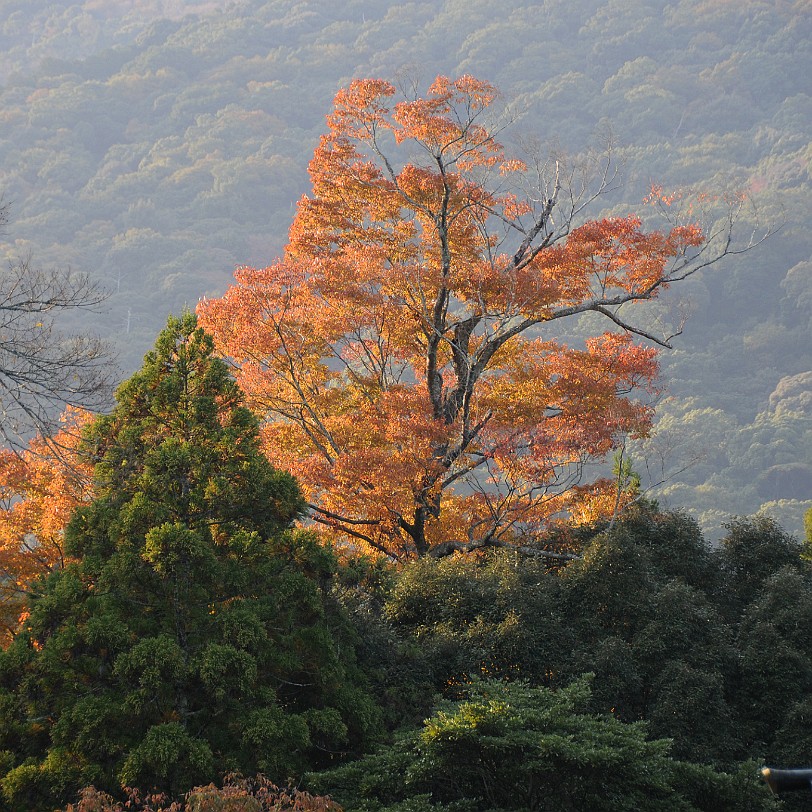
[198,75,709,560]
[0,407,93,644]
[63,775,341,811]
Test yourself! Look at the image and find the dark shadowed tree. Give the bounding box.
[310,677,775,812]
[715,516,805,618]
[735,565,812,761]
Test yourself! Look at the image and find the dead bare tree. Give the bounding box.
[0,202,115,448]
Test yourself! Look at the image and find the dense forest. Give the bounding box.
[0,313,809,811]
[0,0,809,534]
[0,3,812,809]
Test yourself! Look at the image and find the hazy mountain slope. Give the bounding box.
[1,0,809,536]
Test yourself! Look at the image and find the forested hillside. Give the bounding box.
[0,0,810,535]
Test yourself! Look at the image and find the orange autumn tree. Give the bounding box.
[198,75,736,561]
[0,408,93,644]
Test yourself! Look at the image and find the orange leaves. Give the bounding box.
[548,335,657,450]
[542,217,657,298]
[645,184,680,207]
[476,332,655,480]
[522,214,706,308]
[428,73,499,108]
[456,214,703,318]
[0,408,94,645]
[389,75,500,157]
[328,78,396,140]
[644,185,711,255]
[292,75,511,284]
[199,74,711,559]
[64,776,343,812]
[568,477,635,527]
[666,222,704,252]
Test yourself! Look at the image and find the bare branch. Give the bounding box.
[0,250,116,449]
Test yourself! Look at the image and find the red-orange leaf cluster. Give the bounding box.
[198,75,710,560]
[0,407,93,644]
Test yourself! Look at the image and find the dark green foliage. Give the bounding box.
[372,506,812,774]
[311,678,776,812]
[715,516,806,617]
[734,566,812,758]
[561,512,738,761]
[383,552,572,691]
[0,314,379,809]
[331,557,436,732]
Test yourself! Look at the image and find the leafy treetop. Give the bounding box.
[0,313,378,810]
[199,75,737,561]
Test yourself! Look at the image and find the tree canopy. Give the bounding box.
[198,75,749,560]
[0,313,379,810]
[311,676,775,812]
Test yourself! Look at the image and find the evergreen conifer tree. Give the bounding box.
[0,314,378,810]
